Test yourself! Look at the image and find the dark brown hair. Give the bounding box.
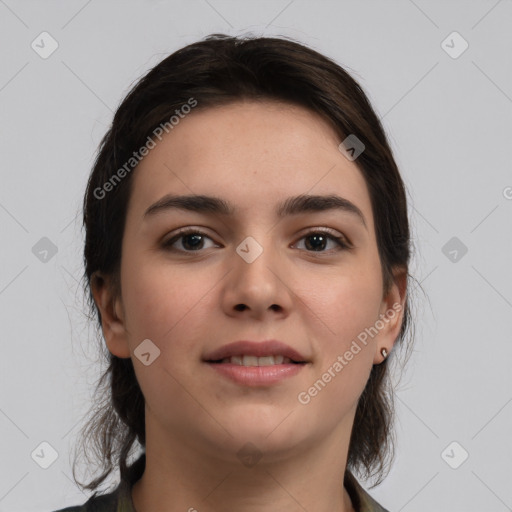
[74,33,414,493]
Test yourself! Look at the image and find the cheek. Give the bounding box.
[299,281,379,426]
[300,261,382,405]
[306,263,383,344]
[120,254,204,342]
[120,260,217,418]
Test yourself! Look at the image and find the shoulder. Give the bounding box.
[53,452,145,512]
[51,487,119,512]
[344,470,391,512]
[359,489,391,512]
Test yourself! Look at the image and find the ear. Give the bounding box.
[90,271,131,359]
[373,267,408,364]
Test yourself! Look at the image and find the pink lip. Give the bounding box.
[203,340,308,387]
[203,340,307,362]
[206,362,305,386]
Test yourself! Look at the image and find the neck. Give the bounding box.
[131,413,356,512]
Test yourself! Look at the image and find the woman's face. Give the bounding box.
[97,100,404,463]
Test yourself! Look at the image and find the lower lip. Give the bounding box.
[205,362,305,386]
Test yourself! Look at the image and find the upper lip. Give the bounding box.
[203,340,307,363]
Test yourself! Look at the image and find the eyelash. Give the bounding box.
[162,227,351,254]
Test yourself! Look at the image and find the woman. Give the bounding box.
[57,33,412,512]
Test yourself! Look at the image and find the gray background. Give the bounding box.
[1,0,511,511]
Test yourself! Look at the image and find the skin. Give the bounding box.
[92,100,407,512]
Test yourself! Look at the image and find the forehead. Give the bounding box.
[127,100,373,227]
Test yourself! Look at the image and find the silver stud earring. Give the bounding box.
[380,347,388,359]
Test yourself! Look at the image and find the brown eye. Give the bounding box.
[162,229,217,252]
[296,230,350,252]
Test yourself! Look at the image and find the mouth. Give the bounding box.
[203,340,309,386]
[209,355,305,366]
[203,340,308,364]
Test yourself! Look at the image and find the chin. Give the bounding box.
[211,404,309,457]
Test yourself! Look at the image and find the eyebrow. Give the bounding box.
[143,193,367,229]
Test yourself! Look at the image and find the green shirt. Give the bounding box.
[55,454,389,512]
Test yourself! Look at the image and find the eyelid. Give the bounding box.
[298,226,351,244]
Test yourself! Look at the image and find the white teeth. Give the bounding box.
[242,355,259,366]
[257,356,275,366]
[230,355,243,365]
[224,355,292,366]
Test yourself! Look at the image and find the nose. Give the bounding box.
[220,236,293,320]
